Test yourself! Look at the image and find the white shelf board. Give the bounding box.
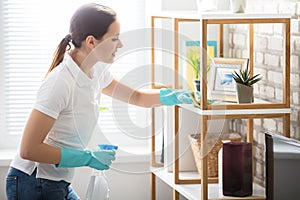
[151,167,266,200]
[179,104,291,116]
[152,11,291,20]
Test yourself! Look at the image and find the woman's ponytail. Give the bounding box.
[44,34,72,78]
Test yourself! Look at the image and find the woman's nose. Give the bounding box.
[118,40,123,48]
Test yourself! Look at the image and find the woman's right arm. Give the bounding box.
[19,109,61,164]
[19,109,116,170]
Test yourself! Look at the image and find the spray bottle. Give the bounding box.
[85,144,118,200]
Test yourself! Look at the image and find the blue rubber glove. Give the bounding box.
[159,88,193,106]
[56,148,116,170]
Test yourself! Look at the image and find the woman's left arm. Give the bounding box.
[102,79,162,108]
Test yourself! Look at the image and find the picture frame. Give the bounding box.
[185,40,218,90]
[209,57,249,102]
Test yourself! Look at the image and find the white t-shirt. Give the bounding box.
[11,53,114,183]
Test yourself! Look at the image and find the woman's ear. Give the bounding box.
[85,35,96,49]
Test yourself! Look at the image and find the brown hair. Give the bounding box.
[45,3,116,77]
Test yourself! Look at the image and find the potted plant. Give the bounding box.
[187,47,201,91]
[232,64,262,103]
[187,46,212,92]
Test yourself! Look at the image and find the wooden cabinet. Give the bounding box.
[150,12,291,200]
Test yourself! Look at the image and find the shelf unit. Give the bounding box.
[150,12,291,200]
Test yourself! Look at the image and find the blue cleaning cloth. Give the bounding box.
[159,88,193,105]
[99,144,118,150]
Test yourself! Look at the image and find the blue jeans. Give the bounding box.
[6,167,80,200]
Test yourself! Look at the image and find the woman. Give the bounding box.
[6,3,192,199]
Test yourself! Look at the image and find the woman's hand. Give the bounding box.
[159,88,193,106]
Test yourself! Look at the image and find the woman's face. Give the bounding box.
[92,19,123,63]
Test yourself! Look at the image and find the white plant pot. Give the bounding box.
[230,0,247,13]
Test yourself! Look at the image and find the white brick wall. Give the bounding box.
[274,24,283,36]
[291,54,299,71]
[256,24,274,35]
[268,37,283,51]
[291,19,300,35]
[296,2,300,16]
[293,91,300,104]
[278,2,297,15]
[255,52,264,64]
[291,73,300,87]
[233,33,247,47]
[292,36,300,52]
[267,70,283,85]
[275,88,283,102]
[264,53,280,67]
[263,119,277,132]
[254,36,268,50]
[230,0,300,186]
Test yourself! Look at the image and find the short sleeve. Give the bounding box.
[99,70,113,89]
[34,74,70,119]
[94,62,114,89]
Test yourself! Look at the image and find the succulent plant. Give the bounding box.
[232,64,262,87]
